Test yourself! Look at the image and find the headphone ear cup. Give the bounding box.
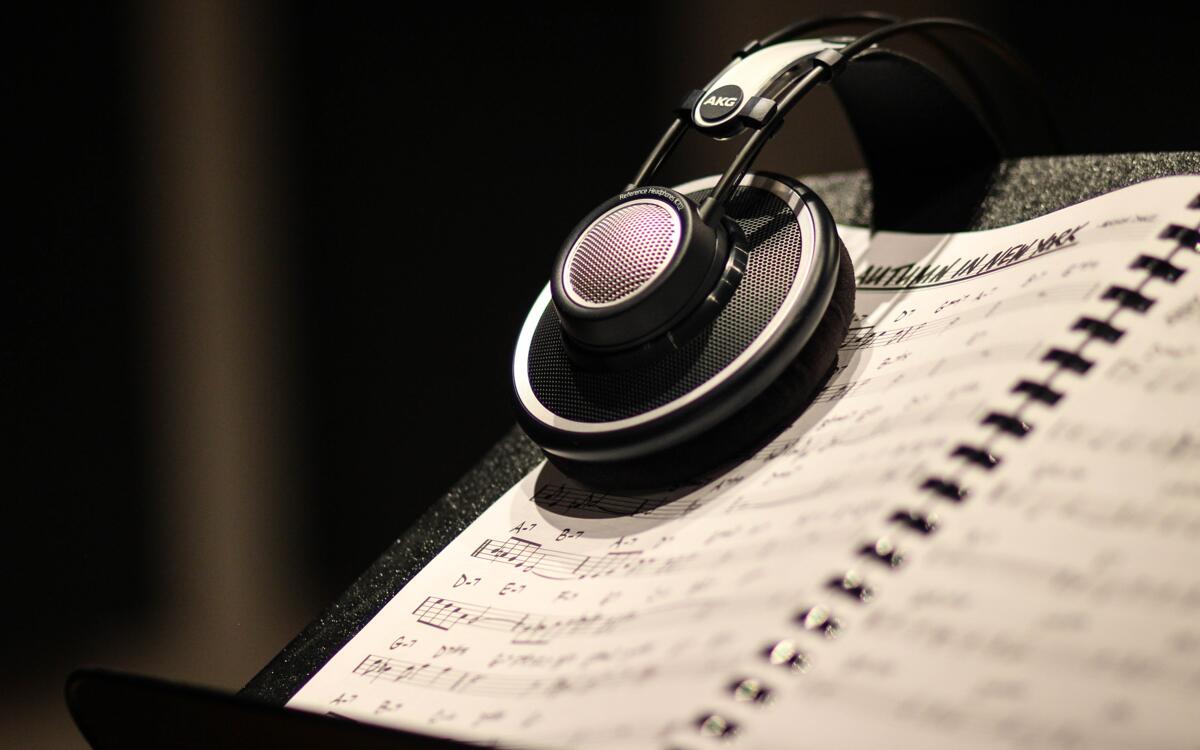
[547,237,855,489]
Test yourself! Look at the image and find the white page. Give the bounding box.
[288,176,1200,749]
[729,183,1200,750]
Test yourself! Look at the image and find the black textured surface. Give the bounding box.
[529,185,802,422]
[242,153,1199,705]
[808,153,1200,231]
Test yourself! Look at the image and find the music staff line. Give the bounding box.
[351,652,745,701]
[815,343,1032,403]
[859,603,1200,691]
[469,516,884,581]
[749,397,976,461]
[472,537,691,580]
[411,595,715,644]
[843,282,1094,351]
[725,474,898,515]
[532,483,709,520]
[1103,357,1199,396]
[351,653,659,699]
[535,399,976,522]
[532,325,1018,521]
[749,397,980,469]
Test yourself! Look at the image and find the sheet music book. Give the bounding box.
[287,176,1200,749]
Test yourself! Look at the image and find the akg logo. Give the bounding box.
[703,95,739,107]
[696,84,744,122]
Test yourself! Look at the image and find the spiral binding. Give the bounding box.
[688,194,1199,742]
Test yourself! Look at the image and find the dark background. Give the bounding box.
[11,3,1199,746]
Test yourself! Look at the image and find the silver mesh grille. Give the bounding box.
[563,199,681,307]
[529,183,803,423]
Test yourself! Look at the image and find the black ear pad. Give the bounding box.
[512,173,855,490]
[547,238,853,488]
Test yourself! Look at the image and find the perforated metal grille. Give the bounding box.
[528,185,802,422]
[564,199,681,306]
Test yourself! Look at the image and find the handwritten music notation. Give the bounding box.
[815,344,1030,403]
[471,527,871,581]
[973,483,1200,540]
[856,604,1200,691]
[744,396,971,460]
[843,283,1095,351]
[741,399,976,476]
[841,320,954,350]
[412,596,710,644]
[471,537,693,580]
[1103,356,1200,396]
[532,483,707,519]
[1042,421,1200,463]
[353,654,658,699]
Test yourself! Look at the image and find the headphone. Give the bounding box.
[512,15,1056,489]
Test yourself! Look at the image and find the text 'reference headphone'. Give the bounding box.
[512,14,1057,489]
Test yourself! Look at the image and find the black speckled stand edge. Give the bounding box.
[241,152,1200,704]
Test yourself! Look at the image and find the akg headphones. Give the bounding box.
[512,15,1056,489]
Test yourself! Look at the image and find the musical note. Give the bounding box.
[844,282,1095,351]
[841,322,938,350]
[412,597,493,631]
[353,653,736,701]
[1103,356,1200,396]
[472,537,658,580]
[472,533,878,581]
[472,537,548,570]
[411,596,716,644]
[1041,420,1199,462]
